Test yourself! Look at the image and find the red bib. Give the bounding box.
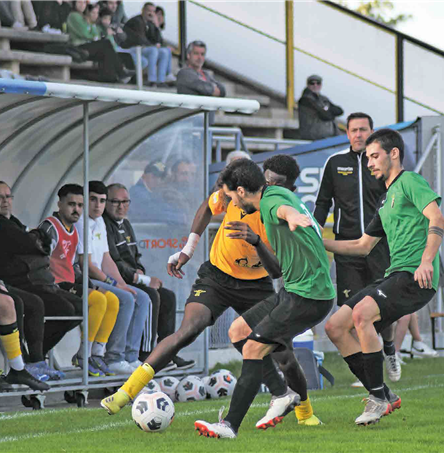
[47,216,79,284]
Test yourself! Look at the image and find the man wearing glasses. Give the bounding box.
[298,74,343,140]
[103,183,195,371]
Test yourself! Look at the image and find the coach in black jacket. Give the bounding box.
[103,183,195,370]
[313,113,390,307]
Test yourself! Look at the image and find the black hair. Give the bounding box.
[155,6,165,29]
[365,129,404,163]
[171,158,193,174]
[86,3,99,14]
[89,181,108,196]
[99,7,112,18]
[347,112,374,130]
[58,184,83,200]
[143,2,155,10]
[220,159,265,193]
[263,154,300,186]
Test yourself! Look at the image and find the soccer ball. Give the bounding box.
[175,375,206,402]
[205,369,237,399]
[158,376,180,402]
[201,376,211,398]
[132,391,174,433]
[142,379,161,394]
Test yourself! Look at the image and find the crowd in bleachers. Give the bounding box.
[0,177,194,391]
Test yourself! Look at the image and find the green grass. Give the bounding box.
[1,353,443,453]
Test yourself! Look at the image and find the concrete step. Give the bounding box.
[0,49,71,65]
[214,113,299,129]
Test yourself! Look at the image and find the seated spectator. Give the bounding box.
[122,2,172,87]
[76,181,151,375]
[298,74,344,140]
[39,184,120,377]
[395,312,439,362]
[0,181,83,367]
[128,161,186,225]
[0,283,49,391]
[67,1,134,83]
[154,5,175,83]
[10,0,37,30]
[104,183,195,370]
[99,0,128,46]
[177,41,226,97]
[32,0,71,34]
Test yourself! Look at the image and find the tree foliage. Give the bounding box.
[338,1,412,27]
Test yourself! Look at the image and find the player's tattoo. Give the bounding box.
[428,226,444,238]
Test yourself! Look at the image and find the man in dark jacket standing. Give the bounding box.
[103,183,195,371]
[298,74,343,140]
[313,112,401,384]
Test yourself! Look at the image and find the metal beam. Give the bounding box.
[396,36,404,123]
[178,1,187,68]
[285,1,295,119]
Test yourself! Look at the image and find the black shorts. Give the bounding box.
[185,261,275,325]
[344,271,436,332]
[335,238,390,306]
[245,287,334,352]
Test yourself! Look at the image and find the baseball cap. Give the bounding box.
[144,161,167,177]
[307,74,322,84]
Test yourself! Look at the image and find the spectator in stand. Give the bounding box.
[67,1,134,83]
[32,0,71,34]
[10,1,38,31]
[0,182,83,372]
[39,184,120,377]
[0,283,49,391]
[177,41,226,97]
[298,75,344,140]
[154,5,175,84]
[395,312,439,362]
[104,183,195,370]
[128,161,186,225]
[0,1,16,28]
[99,0,128,46]
[122,2,172,87]
[76,181,151,375]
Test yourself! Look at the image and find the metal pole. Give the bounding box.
[178,1,187,68]
[82,102,89,386]
[435,127,442,331]
[136,46,143,90]
[203,112,210,376]
[396,35,404,123]
[285,0,295,119]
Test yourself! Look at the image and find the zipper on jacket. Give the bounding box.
[357,153,365,235]
[336,208,341,234]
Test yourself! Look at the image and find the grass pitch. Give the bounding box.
[1,353,443,453]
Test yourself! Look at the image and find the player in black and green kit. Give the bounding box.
[195,159,335,439]
[324,128,444,426]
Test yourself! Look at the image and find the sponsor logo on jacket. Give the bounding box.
[337,166,353,176]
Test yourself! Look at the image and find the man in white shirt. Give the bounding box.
[76,181,151,374]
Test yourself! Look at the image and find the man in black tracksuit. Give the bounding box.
[103,183,195,371]
[314,112,401,383]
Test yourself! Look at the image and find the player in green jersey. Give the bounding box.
[195,159,335,439]
[324,128,444,426]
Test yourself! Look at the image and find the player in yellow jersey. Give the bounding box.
[101,155,321,427]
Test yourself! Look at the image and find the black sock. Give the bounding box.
[344,352,369,391]
[232,339,247,356]
[362,350,386,400]
[262,355,287,397]
[383,340,396,356]
[224,359,263,432]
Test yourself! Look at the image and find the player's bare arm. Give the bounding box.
[414,201,444,289]
[276,205,312,231]
[225,221,281,278]
[167,197,212,279]
[324,234,380,257]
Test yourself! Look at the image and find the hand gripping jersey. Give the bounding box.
[45,216,79,284]
[208,189,273,280]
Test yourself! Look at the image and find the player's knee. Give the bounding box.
[325,317,342,342]
[228,317,250,343]
[175,321,203,347]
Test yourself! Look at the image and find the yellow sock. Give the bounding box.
[88,290,107,341]
[95,291,119,343]
[1,329,21,360]
[295,395,314,421]
[121,363,155,399]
